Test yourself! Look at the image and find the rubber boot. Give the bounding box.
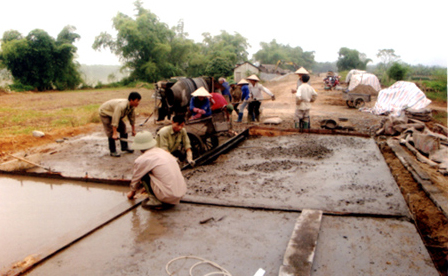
[235,112,243,123]
[108,138,120,157]
[120,133,134,153]
[294,122,300,129]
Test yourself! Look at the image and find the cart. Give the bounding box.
[342,92,371,108]
[185,111,230,159]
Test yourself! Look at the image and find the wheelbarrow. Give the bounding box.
[342,92,371,108]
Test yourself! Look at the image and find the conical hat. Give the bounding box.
[237,79,249,85]
[191,87,211,97]
[246,74,260,81]
[295,67,309,74]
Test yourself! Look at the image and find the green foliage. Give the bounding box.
[8,81,34,92]
[253,39,315,69]
[93,2,251,82]
[204,57,233,80]
[387,62,408,81]
[93,1,184,82]
[376,49,400,75]
[0,26,82,91]
[336,47,372,71]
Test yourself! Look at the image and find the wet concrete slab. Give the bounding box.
[17,203,438,276]
[23,203,298,276]
[34,132,137,179]
[0,175,128,269]
[311,216,439,276]
[183,134,409,216]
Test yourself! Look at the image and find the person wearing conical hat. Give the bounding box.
[246,74,275,122]
[293,74,317,131]
[234,79,251,123]
[291,67,310,94]
[189,87,212,120]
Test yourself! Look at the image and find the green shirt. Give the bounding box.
[99,99,135,127]
[156,125,191,153]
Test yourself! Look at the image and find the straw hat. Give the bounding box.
[295,67,309,75]
[131,131,157,150]
[237,79,249,85]
[246,74,260,82]
[191,87,211,97]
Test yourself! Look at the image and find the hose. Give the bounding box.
[166,255,232,276]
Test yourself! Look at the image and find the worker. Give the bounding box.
[291,67,310,94]
[189,87,212,120]
[127,131,187,210]
[246,74,275,122]
[218,77,232,102]
[234,79,250,123]
[230,81,242,114]
[293,74,317,131]
[156,115,195,166]
[211,92,234,114]
[99,91,141,157]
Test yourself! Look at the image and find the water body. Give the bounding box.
[0,175,128,269]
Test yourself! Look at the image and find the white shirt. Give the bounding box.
[249,82,274,100]
[296,83,318,110]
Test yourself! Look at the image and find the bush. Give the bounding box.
[387,63,408,81]
[9,81,34,92]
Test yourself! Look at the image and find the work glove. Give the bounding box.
[186,150,195,167]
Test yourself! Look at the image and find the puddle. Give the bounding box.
[0,175,128,268]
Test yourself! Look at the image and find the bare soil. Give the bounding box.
[0,75,447,274]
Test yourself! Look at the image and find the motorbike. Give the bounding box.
[323,75,340,90]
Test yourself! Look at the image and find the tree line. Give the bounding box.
[0,0,445,92]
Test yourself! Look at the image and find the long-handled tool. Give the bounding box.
[139,111,155,127]
[7,153,54,172]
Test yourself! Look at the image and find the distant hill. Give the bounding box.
[79,64,130,85]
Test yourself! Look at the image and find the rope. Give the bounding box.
[166,255,232,276]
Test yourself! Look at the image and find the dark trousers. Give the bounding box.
[100,115,129,153]
[248,101,261,121]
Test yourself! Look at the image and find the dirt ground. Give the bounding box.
[0,74,447,274]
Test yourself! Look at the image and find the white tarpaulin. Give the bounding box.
[348,73,381,92]
[363,81,431,116]
[345,69,366,83]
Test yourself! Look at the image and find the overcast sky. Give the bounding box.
[1,0,446,67]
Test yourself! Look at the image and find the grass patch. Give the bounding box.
[0,87,154,138]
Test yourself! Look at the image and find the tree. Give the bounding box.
[387,62,408,81]
[377,49,400,68]
[253,39,315,70]
[336,47,372,71]
[93,1,185,82]
[0,27,81,91]
[204,57,233,80]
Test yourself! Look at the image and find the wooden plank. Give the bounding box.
[388,140,430,180]
[388,139,448,218]
[279,209,323,276]
[0,196,147,276]
[248,125,370,138]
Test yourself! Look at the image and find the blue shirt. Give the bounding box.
[241,84,250,101]
[221,82,231,101]
[189,97,212,117]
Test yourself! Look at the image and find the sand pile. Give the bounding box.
[350,84,378,96]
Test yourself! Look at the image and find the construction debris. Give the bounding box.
[376,114,448,175]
